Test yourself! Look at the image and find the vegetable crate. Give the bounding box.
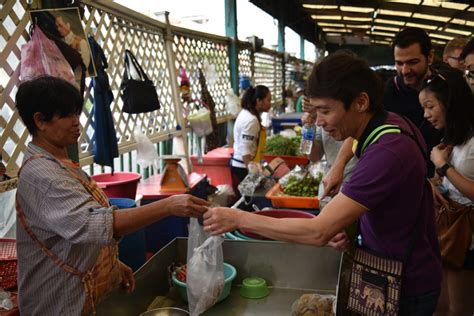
[265,183,319,209]
[0,238,17,289]
[263,154,309,169]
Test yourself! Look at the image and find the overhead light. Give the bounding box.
[322,28,349,33]
[440,2,469,10]
[430,33,454,41]
[350,25,371,29]
[340,6,374,13]
[372,40,391,45]
[432,40,447,45]
[412,13,450,22]
[325,33,341,36]
[450,19,474,27]
[379,9,411,17]
[343,16,372,22]
[371,31,395,37]
[318,22,345,27]
[444,28,472,36]
[406,22,438,30]
[384,0,420,3]
[375,18,405,26]
[302,4,338,10]
[311,15,342,20]
[373,25,400,32]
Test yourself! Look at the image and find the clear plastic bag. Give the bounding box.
[186,218,225,316]
[291,293,336,316]
[188,108,213,137]
[225,89,241,117]
[20,26,77,89]
[134,127,159,170]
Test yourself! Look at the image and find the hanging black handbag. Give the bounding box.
[121,49,160,114]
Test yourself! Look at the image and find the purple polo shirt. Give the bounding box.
[342,112,441,297]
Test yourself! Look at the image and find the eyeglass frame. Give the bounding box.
[465,69,474,80]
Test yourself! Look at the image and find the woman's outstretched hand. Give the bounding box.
[164,194,210,218]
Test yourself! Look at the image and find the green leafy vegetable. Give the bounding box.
[282,174,322,197]
[265,135,302,156]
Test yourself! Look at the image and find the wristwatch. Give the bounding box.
[436,163,452,177]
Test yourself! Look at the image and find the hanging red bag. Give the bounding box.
[20,25,78,89]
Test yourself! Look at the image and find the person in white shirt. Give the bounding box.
[231,85,271,197]
[419,67,474,316]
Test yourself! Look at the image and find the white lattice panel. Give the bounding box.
[172,32,231,118]
[0,0,289,177]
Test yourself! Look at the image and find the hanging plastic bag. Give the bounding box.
[134,126,159,170]
[20,26,78,89]
[186,218,224,316]
[188,107,213,137]
[225,89,241,117]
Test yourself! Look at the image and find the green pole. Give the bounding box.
[300,35,305,60]
[225,0,238,95]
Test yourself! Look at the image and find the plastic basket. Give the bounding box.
[0,238,17,289]
[265,183,319,209]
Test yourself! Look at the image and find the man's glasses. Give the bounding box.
[465,69,474,80]
[446,55,461,62]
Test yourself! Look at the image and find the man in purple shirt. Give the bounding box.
[203,51,441,315]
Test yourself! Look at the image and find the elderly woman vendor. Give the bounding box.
[204,51,442,315]
[15,76,209,315]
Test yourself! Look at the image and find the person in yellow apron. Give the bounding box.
[14,76,209,315]
[230,85,271,198]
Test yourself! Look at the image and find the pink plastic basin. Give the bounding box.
[239,209,315,240]
[91,172,141,199]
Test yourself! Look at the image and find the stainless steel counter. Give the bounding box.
[97,238,341,316]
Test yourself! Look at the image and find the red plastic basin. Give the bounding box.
[91,172,141,199]
[239,209,315,240]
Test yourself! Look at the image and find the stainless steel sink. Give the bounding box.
[96,238,341,316]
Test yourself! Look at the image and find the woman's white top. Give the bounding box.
[232,109,260,168]
[443,137,474,206]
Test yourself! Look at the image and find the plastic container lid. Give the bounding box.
[239,277,269,299]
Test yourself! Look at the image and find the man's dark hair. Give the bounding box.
[460,37,474,60]
[16,76,83,135]
[421,68,474,145]
[306,50,383,113]
[392,27,432,58]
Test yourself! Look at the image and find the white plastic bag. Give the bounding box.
[225,89,241,117]
[187,218,225,316]
[188,108,213,137]
[134,127,159,170]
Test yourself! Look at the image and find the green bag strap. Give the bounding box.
[360,124,401,156]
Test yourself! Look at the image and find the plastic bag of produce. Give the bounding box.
[291,293,336,316]
[186,218,225,316]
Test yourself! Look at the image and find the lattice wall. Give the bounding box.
[0,0,310,177]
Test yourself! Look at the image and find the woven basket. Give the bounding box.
[0,238,17,289]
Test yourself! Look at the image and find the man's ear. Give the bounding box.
[354,92,370,113]
[428,49,434,65]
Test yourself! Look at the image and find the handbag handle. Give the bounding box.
[124,49,151,82]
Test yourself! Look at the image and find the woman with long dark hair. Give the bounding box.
[419,68,474,316]
[230,85,271,197]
